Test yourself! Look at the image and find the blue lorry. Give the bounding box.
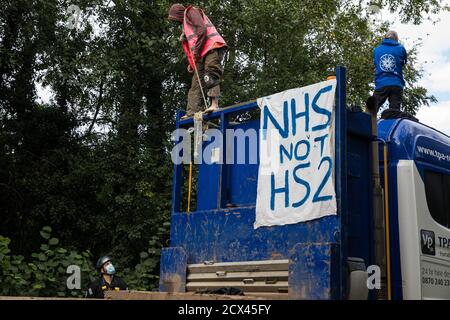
[159,66,450,300]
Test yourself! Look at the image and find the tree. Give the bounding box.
[0,0,445,296]
[194,0,438,112]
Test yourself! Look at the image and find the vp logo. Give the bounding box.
[421,230,435,256]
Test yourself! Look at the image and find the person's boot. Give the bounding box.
[380,108,418,122]
[366,96,378,114]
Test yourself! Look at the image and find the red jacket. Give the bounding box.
[182,6,226,68]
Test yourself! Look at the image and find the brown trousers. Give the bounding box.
[186,49,225,116]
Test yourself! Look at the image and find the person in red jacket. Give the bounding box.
[168,4,227,120]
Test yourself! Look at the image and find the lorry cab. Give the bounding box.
[379,119,450,299]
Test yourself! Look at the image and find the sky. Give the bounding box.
[387,4,450,135]
[36,3,450,135]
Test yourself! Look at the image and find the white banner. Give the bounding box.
[255,80,337,229]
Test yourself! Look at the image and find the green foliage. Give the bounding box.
[0,0,445,297]
[0,0,173,265]
[380,0,444,24]
[402,46,437,114]
[198,0,435,112]
[121,221,170,291]
[0,227,165,296]
[0,228,95,297]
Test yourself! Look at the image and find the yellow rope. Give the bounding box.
[187,162,193,213]
[192,54,209,109]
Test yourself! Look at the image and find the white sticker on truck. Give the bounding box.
[421,258,450,299]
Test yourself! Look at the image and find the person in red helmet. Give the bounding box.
[168,4,227,120]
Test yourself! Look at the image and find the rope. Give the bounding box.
[192,54,209,110]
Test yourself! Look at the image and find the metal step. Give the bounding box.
[186,259,289,294]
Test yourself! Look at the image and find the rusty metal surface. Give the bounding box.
[104,290,271,300]
[159,247,188,293]
[186,259,289,294]
[289,243,340,300]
